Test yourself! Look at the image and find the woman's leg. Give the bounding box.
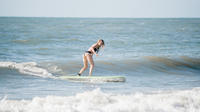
[78,54,88,75]
[86,54,94,76]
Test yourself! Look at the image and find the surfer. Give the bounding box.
[78,39,105,76]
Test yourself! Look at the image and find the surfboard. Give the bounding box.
[59,75,126,82]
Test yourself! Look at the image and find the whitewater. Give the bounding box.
[0,88,200,112]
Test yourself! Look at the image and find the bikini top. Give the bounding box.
[94,46,100,53]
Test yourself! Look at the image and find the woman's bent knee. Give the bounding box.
[83,65,88,69]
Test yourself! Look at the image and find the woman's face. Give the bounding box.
[98,40,103,46]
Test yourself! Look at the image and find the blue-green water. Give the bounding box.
[0,17,200,112]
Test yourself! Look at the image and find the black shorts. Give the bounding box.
[85,51,92,54]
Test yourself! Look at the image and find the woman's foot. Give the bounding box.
[77,73,81,76]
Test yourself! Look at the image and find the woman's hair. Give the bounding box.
[95,39,105,53]
[98,39,105,48]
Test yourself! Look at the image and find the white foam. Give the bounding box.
[0,61,55,78]
[0,88,200,112]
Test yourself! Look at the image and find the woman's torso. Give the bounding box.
[87,44,100,54]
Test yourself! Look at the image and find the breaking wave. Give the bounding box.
[0,88,200,112]
[0,62,55,78]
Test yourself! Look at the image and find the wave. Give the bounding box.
[0,62,55,78]
[145,56,200,69]
[1,56,199,78]
[40,56,200,75]
[0,88,200,112]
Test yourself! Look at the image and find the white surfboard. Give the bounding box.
[59,75,126,82]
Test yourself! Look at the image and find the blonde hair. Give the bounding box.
[98,39,105,48]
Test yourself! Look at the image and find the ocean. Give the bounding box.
[0,17,200,112]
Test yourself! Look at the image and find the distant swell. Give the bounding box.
[0,88,200,112]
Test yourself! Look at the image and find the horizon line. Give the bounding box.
[0,16,200,19]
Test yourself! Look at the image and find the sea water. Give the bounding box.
[0,17,200,112]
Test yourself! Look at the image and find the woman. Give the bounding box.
[78,39,105,76]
